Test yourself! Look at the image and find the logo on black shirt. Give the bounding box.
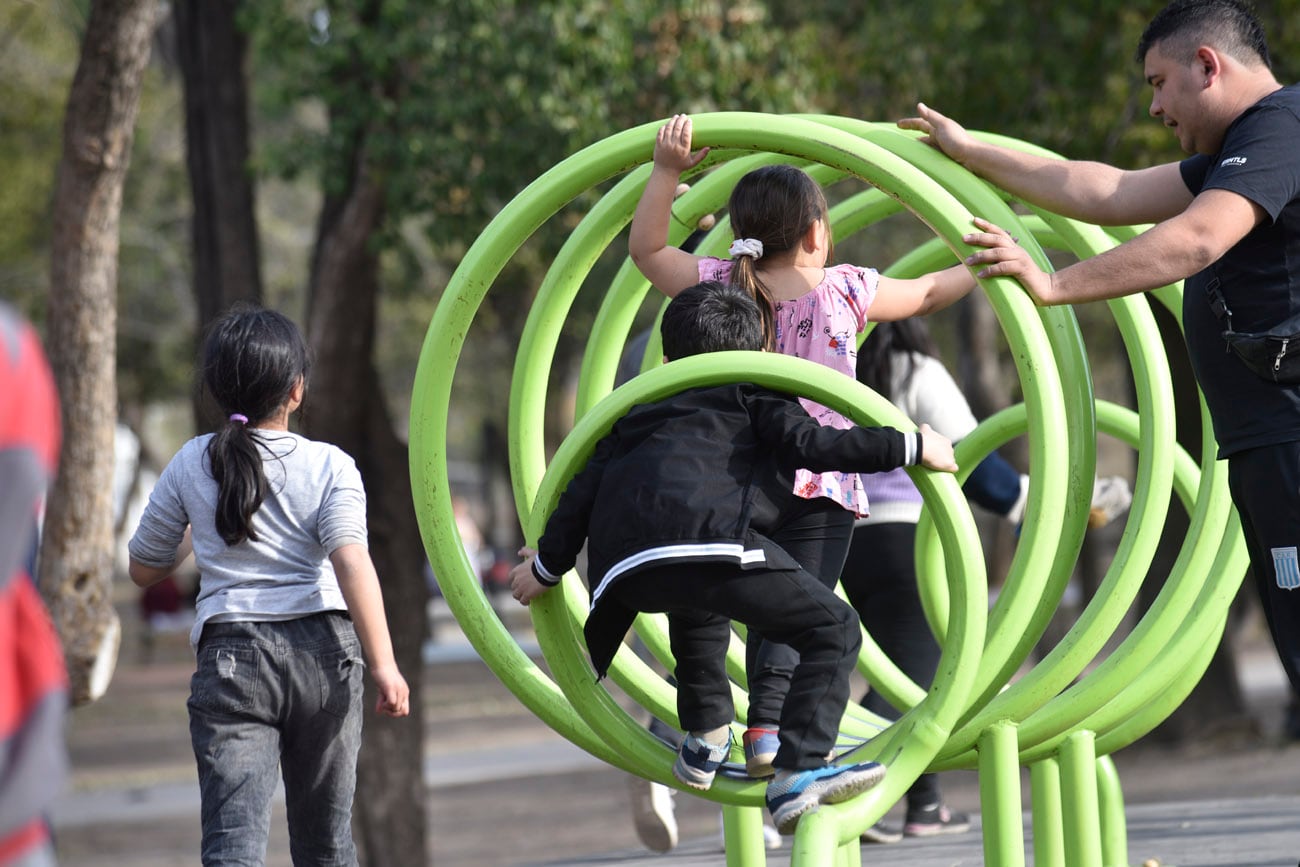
[1221,156,1248,167]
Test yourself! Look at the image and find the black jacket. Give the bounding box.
[533,383,919,676]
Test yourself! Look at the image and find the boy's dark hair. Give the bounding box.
[855,319,942,399]
[727,164,830,349]
[660,281,766,361]
[201,304,312,545]
[1136,0,1269,68]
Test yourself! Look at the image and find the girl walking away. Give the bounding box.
[846,319,1009,842]
[629,114,978,781]
[847,319,1131,843]
[128,305,410,866]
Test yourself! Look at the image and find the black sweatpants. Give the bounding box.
[607,560,861,771]
[840,520,942,808]
[1229,440,1300,696]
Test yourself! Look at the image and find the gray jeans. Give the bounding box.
[188,612,364,866]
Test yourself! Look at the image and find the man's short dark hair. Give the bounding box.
[660,281,766,361]
[1136,0,1270,68]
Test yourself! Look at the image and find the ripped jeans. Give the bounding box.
[188,612,364,867]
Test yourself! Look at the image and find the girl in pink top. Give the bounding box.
[628,113,978,779]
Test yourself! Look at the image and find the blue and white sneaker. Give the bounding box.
[672,730,732,791]
[766,761,888,835]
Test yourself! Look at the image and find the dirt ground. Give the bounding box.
[51,598,1300,867]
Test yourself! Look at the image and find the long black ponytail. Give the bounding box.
[200,305,311,546]
[855,319,941,400]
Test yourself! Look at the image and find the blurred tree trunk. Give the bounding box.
[42,0,161,705]
[303,148,428,863]
[1143,304,1255,743]
[174,0,261,427]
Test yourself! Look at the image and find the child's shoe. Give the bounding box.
[765,761,887,835]
[743,727,780,778]
[672,730,732,790]
[903,802,971,836]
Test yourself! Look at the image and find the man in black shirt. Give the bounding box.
[903,1,1300,699]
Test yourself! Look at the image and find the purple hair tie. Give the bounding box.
[229,413,249,426]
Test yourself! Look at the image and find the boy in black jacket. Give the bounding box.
[509,281,957,834]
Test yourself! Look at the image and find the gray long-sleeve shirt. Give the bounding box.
[128,431,368,649]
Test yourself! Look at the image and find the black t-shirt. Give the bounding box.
[1180,83,1300,456]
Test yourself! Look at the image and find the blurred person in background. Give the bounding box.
[0,302,67,867]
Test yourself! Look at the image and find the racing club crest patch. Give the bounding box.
[1273,546,1300,590]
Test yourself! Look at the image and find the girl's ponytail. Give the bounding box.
[208,414,269,545]
[726,164,830,352]
[727,254,778,350]
[200,305,311,546]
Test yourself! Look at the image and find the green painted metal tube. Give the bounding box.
[882,222,1176,753]
[523,351,986,830]
[862,120,1097,723]
[1095,755,1128,867]
[1031,759,1065,867]
[1060,731,1103,867]
[790,808,839,865]
[979,721,1027,867]
[408,112,1249,865]
[496,115,1003,831]
[721,804,769,867]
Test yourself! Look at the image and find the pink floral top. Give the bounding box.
[698,257,879,515]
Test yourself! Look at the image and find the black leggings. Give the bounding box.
[840,520,942,807]
[744,497,856,730]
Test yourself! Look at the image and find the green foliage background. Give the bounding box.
[6,0,1300,454]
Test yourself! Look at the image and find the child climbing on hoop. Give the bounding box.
[510,281,959,833]
[628,113,979,780]
[128,305,410,865]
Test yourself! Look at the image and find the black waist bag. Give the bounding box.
[1207,276,1300,384]
[1223,323,1300,383]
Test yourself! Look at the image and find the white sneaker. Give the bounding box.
[1088,475,1133,529]
[629,777,677,853]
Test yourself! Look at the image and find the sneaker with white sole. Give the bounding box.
[743,727,780,778]
[672,730,732,790]
[903,802,971,837]
[860,819,904,844]
[628,777,677,852]
[765,761,887,835]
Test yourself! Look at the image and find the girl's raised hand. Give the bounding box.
[654,114,710,174]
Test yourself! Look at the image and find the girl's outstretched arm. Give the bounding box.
[866,263,978,322]
[629,114,710,297]
[330,543,411,717]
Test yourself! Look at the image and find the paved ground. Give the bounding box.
[49,601,1300,866]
